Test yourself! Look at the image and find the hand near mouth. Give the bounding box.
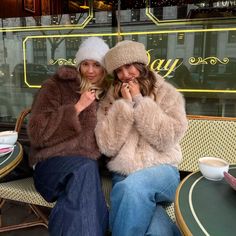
[128,79,140,97]
[75,90,96,114]
[121,83,132,101]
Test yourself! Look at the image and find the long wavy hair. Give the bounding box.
[78,67,111,100]
[113,63,157,100]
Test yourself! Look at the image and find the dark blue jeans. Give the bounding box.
[33,156,109,236]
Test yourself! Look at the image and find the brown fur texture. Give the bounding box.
[27,65,100,166]
[95,73,188,175]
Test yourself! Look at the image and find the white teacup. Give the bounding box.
[199,157,229,181]
[0,131,18,145]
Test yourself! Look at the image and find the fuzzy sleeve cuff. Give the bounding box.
[133,92,188,151]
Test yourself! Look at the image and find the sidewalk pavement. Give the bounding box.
[1,201,112,236]
[1,201,49,236]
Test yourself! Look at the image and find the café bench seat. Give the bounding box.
[179,115,236,173]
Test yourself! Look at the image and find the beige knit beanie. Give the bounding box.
[105,40,148,74]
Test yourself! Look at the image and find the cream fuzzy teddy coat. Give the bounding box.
[95,74,188,175]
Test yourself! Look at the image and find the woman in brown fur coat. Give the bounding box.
[95,40,188,236]
[27,37,110,236]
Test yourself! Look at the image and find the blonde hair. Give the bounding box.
[113,63,157,100]
[78,68,111,100]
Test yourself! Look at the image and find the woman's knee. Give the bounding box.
[112,176,144,198]
[81,158,98,168]
[77,158,99,176]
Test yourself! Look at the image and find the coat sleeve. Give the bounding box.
[95,99,134,157]
[28,80,81,148]
[133,82,188,152]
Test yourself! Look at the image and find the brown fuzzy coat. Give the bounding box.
[27,66,100,166]
[95,74,188,175]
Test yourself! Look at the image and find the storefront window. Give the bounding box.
[0,0,236,128]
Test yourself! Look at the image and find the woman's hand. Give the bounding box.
[75,90,96,114]
[128,79,140,98]
[120,83,132,101]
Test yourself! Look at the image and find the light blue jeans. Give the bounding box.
[110,164,181,236]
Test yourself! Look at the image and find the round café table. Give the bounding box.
[175,165,236,236]
[0,142,23,178]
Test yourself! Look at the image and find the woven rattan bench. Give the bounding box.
[0,109,236,233]
[179,115,236,172]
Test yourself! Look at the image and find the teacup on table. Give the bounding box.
[199,157,229,181]
[0,131,18,145]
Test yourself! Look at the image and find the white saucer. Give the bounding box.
[0,144,14,157]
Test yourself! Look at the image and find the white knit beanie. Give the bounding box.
[105,40,148,74]
[75,37,109,68]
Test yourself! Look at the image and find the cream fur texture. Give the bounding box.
[95,74,188,175]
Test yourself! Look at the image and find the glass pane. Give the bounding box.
[0,0,236,124]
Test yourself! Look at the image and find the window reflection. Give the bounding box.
[0,0,236,126]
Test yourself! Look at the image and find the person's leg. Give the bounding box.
[110,164,179,236]
[145,205,181,236]
[33,156,108,236]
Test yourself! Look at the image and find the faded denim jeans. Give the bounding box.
[110,164,181,236]
[33,156,108,236]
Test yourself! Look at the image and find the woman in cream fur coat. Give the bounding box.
[95,40,188,236]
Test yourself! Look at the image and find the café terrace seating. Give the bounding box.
[0,108,112,233]
[0,109,236,233]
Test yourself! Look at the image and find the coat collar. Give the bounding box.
[54,65,79,81]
